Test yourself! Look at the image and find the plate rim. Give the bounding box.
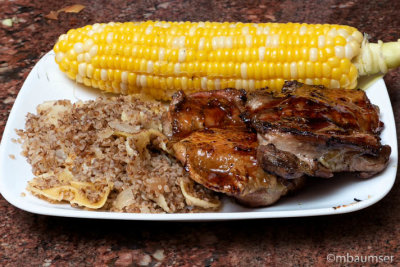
[0,51,397,221]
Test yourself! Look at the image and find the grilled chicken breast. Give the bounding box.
[243,81,391,179]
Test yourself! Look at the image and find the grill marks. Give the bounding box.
[246,82,383,140]
[246,81,391,179]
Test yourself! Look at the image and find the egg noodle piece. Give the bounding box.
[27,169,112,209]
[179,178,221,209]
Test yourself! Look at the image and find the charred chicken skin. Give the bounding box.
[243,81,391,179]
[166,90,304,207]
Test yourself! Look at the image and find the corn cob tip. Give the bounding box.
[382,39,400,69]
[354,38,400,76]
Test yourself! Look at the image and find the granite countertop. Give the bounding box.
[1,0,399,266]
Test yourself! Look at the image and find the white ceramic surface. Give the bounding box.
[0,51,397,221]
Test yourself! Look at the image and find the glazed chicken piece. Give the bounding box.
[166,90,305,207]
[163,89,247,139]
[243,81,391,179]
[173,127,304,206]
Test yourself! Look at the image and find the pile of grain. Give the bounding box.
[17,95,219,213]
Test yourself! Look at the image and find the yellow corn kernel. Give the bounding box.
[322,62,331,78]
[298,61,306,78]
[328,57,340,67]
[83,78,91,87]
[331,67,341,80]
[306,61,314,77]
[314,62,322,78]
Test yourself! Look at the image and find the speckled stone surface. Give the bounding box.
[1,0,399,266]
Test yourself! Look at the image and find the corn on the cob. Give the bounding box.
[53,21,400,100]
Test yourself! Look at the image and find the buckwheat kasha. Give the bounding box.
[17,95,220,213]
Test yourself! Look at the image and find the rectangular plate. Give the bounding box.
[0,51,397,221]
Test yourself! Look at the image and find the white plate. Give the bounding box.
[0,51,398,221]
